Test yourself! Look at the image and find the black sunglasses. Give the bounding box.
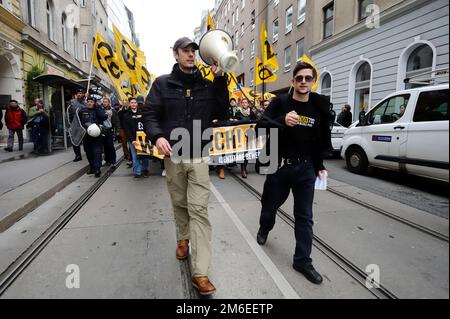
[294,75,315,83]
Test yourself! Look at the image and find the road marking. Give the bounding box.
[210,182,301,299]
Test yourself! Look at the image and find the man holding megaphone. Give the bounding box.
[143,36,230,296]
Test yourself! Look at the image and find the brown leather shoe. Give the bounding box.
[176,240,189,260]
[192,276,216,296]
[218,168,225,179]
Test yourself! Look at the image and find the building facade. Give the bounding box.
[0,0,139,144]
[0,0,26,142]
[310,0,449,120]
[206,0,449,120]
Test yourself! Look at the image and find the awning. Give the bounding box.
[33,74,85,91]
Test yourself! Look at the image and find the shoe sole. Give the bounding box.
[192,282,216,296]
[176,255,188,260]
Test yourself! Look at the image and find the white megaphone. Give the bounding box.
[199,29,239,73]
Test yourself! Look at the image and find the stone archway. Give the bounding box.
[0,51,24,142]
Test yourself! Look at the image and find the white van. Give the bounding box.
[341,84,449,183]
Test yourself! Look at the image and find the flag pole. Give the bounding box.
[86,46,95,98]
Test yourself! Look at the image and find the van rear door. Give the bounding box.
[406,89,449,182]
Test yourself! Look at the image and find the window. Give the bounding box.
[321,73,332,97]
[82,42,88,61]
[62,13,68,51]
[241,0,245,10]
[273,19,279,42]
[235,30,239,47]
[27,0,36,27]
[240,48,244,61]
[81,0,86,7]
[286,6,293,34]
[241,23,245,36]
[273,0,279,6]
[354,62,371,115]
[250,39,255,58]
[250,67,254,86]
[358,0,373,21]
[414,90,449,122]
[406,44,434,89]
[296,38,304,61]
[368,95,411,125]
[284,46,292,72]
[73,29,79,60]
[47,1,55,41]
[297,0,306,25]
[251,10,255,29]
[323,2,334,39]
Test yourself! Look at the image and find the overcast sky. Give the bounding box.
[124,0,215,77]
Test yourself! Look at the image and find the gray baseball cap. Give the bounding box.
[172,37,199,52]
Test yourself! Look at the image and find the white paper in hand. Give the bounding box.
[315,171,328,191]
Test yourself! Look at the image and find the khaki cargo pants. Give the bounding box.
[164,158,211,277]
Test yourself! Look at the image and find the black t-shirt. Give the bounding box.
[280,98,317,159]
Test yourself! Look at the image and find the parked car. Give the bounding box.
[341,84,449,182]
[331,122,347,154]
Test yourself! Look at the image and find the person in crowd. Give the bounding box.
[136,95,145,110]
[124,97,150,179]
[102,97,120,168]
[256,62,333,285]
[143,36,229,296]
[337,104,353,128]
[4,100,27,152]
[235,98,256,178]
[118,102,132,167]
[28,97,41,153]
[0,107,3,131]
[78,97,107,178]
[68,89,87,162]
[229,98,239,119]
[28,100,50,155]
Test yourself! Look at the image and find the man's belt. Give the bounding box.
[282,156,312,166]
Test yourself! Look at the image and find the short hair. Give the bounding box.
[9,100,18,104]
[86,97,96,102]
[293,62,317,79]
[128,97,137,103]
[230,98,237,103]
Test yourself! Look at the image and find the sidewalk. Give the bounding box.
[0,145,89,232]
[0,143,36,164]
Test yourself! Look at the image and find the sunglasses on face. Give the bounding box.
[294,75,315,83]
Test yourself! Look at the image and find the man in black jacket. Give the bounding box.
[256,62,333,285]
[143,37,229,296]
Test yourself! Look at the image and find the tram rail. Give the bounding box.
[0,158,124,296]
[230,172,399,300]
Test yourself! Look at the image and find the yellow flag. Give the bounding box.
[260,20,279,72]
[255,56,277,86]
[299,54,320,92]
[113,25,146,83]
[207,10,216,31]
[196,61,215,82]
[92,33,124,92]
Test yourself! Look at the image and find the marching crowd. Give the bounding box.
[0,36,333,297]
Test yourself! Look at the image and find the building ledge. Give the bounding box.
[0,5,26,32]
[310,0,429,54]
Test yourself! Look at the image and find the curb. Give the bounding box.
[0,164,89,233]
